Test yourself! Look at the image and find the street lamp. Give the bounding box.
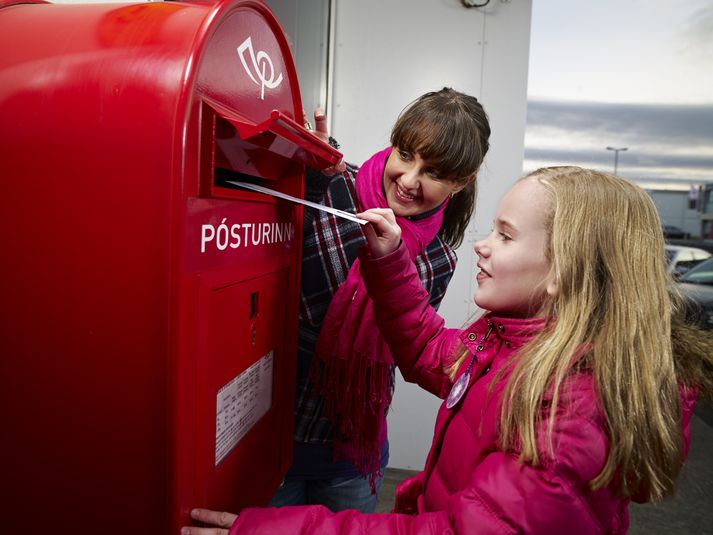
[606,146,628,175]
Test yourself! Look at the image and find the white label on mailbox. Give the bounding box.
[215,351,274,466]
[200,219,295,253]
[237,36,283,100]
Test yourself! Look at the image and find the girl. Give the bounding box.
[185,167,713,534]
[271,87,490,513]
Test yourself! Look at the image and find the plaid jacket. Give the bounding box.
[293,164,458,444]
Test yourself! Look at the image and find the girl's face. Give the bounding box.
[474,177,556,317]
[383,148,462,217]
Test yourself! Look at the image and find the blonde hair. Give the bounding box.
[454,166,713,500]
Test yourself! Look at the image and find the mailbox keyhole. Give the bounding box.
[250,292,259,319]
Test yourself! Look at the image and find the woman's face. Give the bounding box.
[474,177,555,317]
[383,148,462,217]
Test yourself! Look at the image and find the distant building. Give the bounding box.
[699,184,713,239]
[636,180,703,239]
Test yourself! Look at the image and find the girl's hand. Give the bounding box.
[305,107,346,175]
[357,208,402,258]
[181,508,237,535]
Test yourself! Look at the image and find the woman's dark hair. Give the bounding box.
[391,87,490,248]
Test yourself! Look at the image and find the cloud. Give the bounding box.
[680,3,713,57]
[527,100,713,146]
[525,147,713,169]
[524,99,713,182]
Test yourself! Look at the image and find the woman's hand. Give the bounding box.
[304,107,346,175]
[181,508,237,535]
[357,208,402,258]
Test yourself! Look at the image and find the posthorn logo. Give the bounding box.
[237,36,283,100]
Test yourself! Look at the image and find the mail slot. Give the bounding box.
[0,0,340,533]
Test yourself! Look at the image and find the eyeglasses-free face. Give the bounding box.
[383,148,462,218]
[474,177,556,317]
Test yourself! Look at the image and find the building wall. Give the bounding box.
[273,0,532,470]
[264,0,329,122]
[328,0,532,470]
[647,190,701,238]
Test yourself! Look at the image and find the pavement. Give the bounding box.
[629,403,713,534]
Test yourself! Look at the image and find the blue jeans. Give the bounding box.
[268,473,384,513]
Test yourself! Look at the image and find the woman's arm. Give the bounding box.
[302,108,349,226]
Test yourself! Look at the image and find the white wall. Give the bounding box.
[649,190,701,238]
[264,0,330,123]
[329,0,533,470]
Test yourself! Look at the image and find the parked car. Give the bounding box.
[662,224,689,239]
[677,256,713,330]
[665,245,712,278]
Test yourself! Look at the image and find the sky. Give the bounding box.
[524,0,713,190]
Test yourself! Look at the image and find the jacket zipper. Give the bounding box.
[464,320,494,375]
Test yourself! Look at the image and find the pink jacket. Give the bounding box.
[230,244,696,535]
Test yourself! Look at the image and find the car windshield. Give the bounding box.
[679,256,713,285]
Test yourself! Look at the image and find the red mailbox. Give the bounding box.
[0,1,340,533]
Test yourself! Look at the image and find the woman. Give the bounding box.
[273,87,491,512]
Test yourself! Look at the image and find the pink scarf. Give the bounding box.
[310,147,447,491]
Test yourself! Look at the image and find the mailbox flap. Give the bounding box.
[206,98,342,171]
[0,0,48,8]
